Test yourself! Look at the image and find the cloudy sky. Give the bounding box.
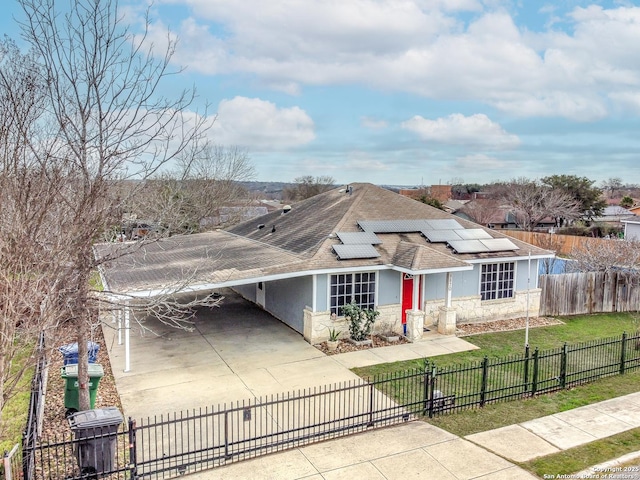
[3,0,640,186]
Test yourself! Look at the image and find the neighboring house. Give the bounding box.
[454,200,555,231]
[588,206,636,228]
[622,219,640,241]
[442,199,468,214]
[99,183,553,348]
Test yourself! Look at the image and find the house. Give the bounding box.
[454,199,556,231]
[622,219,640,241]
[99,183,553,351]
[589,205,636,223]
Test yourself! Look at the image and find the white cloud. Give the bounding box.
[401,113,520,149]
[609,91,640,113]
[150,1,640,121]
[345,153,390,171]
[210,97,315,150]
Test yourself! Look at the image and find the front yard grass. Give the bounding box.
[353,313,637,378]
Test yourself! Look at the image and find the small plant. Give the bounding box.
[341,301,379,341]
[328,327,341,342]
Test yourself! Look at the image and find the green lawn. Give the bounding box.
[353,313,638,378]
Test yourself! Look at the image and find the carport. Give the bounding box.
[96,231,313,372]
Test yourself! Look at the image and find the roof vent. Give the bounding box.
[257,224,265,230]
[271,225,276,233]
[282,205,292,214]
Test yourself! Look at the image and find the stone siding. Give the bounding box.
[303,303,402,344]
[424,289,542,326]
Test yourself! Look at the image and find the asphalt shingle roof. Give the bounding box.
[100,183,553,295]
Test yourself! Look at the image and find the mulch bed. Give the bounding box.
[315,334,410,355]
[456,317,564,336]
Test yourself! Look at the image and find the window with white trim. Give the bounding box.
[480,262,515,301]
[330,272,376,315]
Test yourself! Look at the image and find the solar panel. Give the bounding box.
[424,219,464,230]
[422,229,463,243]
[333,244,381,259]
[447,239,490,253]
[447,238,520,253]
[358,219,430,233]
[456,229,492,240]
[336,231,382,245]
[480,238,519,252]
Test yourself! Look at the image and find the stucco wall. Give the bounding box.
[233,283,256,302]
[264,276,312,333]
[424,259,539,301]
[378,270,401,305]
[315,274,329,311]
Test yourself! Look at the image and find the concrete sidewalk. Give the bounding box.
[467,391,640,462]
[331,330,478,369]
[189,421,537,480]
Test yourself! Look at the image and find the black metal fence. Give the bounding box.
[20,333,48,480]
[412,332,640,417]
[22,332,640,479]
[27,379,412,479]
[26,423,132,480]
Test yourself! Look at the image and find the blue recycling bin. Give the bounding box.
[59,342,100,365]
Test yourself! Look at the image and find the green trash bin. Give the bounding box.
[61,363,104,416]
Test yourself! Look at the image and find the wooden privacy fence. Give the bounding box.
[504,230,614,256]
[540,272,640,316]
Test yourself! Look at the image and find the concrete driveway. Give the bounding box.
[103,290,366,419]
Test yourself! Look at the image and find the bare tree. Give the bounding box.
[128,145,256,234]
[0,37,68,415]
[283,175,335,201]
[13,0,219,410]
[602,177,623,199]
[458,198,500,227]
[569,240,640,274]
[494,178,581,231]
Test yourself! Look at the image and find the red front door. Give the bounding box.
[402,274,421,324]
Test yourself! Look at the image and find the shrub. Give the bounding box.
[341,301,380,341]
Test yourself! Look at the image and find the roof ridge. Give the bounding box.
[331,183,371,233]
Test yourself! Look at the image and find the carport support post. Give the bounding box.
[124,303,131,372]
[117,308,122,345]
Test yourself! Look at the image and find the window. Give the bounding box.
[480,262,515,301]
[330,272,376,315]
